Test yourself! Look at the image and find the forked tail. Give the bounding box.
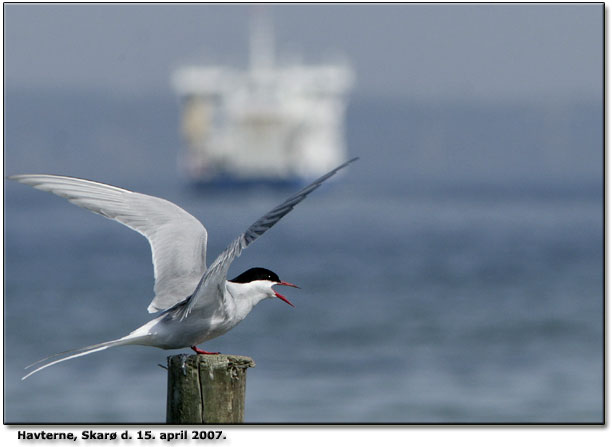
[22,335,147,380]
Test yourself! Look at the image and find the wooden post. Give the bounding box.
[166,354,255,424]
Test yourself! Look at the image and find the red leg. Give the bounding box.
[191,346,220,355]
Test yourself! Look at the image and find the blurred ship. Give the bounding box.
[170,17,354,186]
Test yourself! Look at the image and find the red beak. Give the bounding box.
[274,281,299,307]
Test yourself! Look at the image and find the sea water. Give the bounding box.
[3,90,602,423]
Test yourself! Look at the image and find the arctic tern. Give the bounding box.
[10,158,357,380]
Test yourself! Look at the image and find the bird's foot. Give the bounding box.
[191,346,220,355]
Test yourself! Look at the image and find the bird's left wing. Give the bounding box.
[173,157,358,320]
[8,174,208,313]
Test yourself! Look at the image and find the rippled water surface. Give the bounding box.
[4,92,603,423]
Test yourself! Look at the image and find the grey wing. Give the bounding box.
[176,157,358,319]
[8,174,208,313]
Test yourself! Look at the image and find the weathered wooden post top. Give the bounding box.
[166,354,255,424]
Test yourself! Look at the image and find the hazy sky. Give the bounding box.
[3,3,603,101]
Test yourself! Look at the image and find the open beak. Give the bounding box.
[274,281,300,307]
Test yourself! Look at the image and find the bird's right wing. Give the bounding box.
[8,175,208,313]
[173,158,358,320]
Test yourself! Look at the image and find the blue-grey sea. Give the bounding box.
[3,90,603,423]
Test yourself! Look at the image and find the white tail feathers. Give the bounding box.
[22,336,145,380]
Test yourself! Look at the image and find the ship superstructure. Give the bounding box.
[171,19,354,184]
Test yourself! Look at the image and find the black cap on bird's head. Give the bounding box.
[230,267,299,307]
[231,267,280,284]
